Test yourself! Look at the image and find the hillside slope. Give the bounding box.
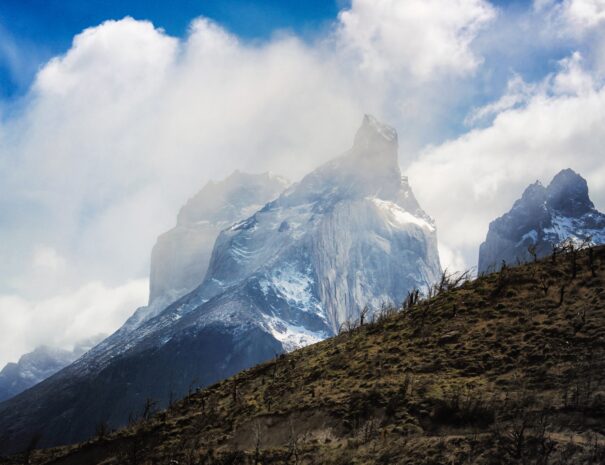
[6,245,605,465]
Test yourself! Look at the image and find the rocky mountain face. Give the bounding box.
[149,171,290,308]
[124,171,289,331]
[478,169,605,274]
[0,115,441,453]
[0,336,103,403]
[184,114,441,340]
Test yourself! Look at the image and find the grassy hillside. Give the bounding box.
[5,245,605,464]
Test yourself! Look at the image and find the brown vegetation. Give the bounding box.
[4,245,605,464]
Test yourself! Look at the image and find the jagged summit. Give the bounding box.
[354,114,398,146]
[282,116,406,209]
[350,115,399,191]
[520,180,544,199]
[176,171,289,227]
[479,169,605,273]
[148,171,289,308]
[546,168,593,216]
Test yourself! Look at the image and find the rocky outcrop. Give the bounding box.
[478,169,605,274]
[149,171,289,308]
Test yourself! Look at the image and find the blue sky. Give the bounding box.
[0,0,544,100]
[0,0,573,143]
[0,0,344,99]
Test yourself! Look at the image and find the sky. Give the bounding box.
[1,0,605,366]
[0,0,344,100]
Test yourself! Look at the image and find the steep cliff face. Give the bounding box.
[479,169,605,273]
[149,171,289,308]
[116,171,289,335]
[194,114,440,336]
[0,116,441,453]
[122,115,441,353]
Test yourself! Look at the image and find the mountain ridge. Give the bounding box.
[0,336,104,403]
[478,168,605,273]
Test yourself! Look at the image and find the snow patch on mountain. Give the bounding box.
[262,315,328,352]
[260,264,322,315]
[545,213,605,246]
[372,198,436,232]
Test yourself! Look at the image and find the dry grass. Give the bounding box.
[5,245,605,464]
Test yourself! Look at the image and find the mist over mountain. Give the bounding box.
[0,115,441,453]
[124,171,290,332]
[0,335,104,403]
[479,169,605,274]
[150,171,289,307]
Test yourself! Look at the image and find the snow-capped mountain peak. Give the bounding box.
[546,168,594,216]
[0,335,104,402]
[0,116,442,452]
[187,115,440,334]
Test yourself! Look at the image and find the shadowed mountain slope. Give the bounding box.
[479,169,605,274]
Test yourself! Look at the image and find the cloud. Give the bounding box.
[35,18,178,97]
[566,0,605,29]
[31,245,66,273]
[438,243,469,274]
[0,279,148,367]
[538,0,605,32]
[408,51,605,271]
[464,73,542,126]
[336,0,495,79]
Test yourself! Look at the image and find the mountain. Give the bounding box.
[10,245,605,465]
[127,171,289,331]
[0,336,103,403]
[0,115,441,454]
[478,169,605,274]
[149,171,290,308]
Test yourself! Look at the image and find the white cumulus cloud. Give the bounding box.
[336,0,495,79]
[0,279,148,367]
